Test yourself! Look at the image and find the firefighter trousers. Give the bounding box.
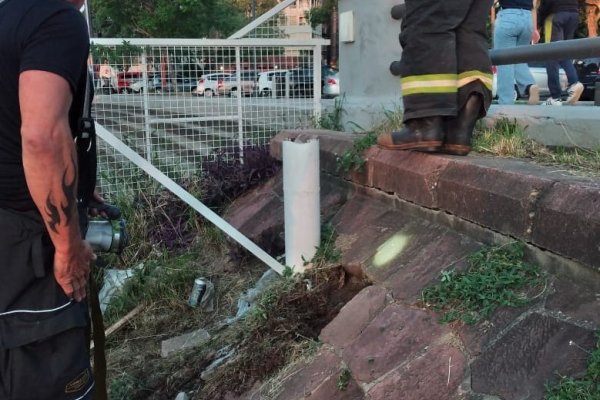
[399,0,494,122]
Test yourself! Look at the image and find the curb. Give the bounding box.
[271,130,600,271]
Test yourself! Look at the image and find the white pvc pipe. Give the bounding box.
[283,139,321,273]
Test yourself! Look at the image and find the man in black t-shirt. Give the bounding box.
[0,0,96,398]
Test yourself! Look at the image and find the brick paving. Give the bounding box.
[224,130,600,400]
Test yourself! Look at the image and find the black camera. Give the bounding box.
[83,202,128,254]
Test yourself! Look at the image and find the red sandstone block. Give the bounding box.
[368,148,453,209]
[366,343,466,400]
[344,304,453,383]
[436,158,554,240]
[531,181,600,269]
[320,286,388,349]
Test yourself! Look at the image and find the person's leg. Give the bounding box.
[512,10,538,103]
[441,0,493,155]
[560,12,582,85]
[544,13,565,101]
[494,10,519,104]
[8,327,94,400]
[378,0,475,151]
[558,12,585,104]
[398,0,474,121]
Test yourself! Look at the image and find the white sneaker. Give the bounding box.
[527,84,540,105]
[565,82,584,105]
[545,97,562,106]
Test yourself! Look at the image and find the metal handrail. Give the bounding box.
[390,37,600,76]
[490,37,600,65]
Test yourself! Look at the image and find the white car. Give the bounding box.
[492,62,568,101]
[194,73,231,97]
[257,70,289,97]
[323,70,340,98]
[219,71,258,97]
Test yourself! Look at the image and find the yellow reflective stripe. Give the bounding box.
[402,86,458,95]
[544,15,554,43]
[402,79,458,90]
[401,74,458,95]
[458,72,493,90]
[401,73,457,84]
[458,71,493,81]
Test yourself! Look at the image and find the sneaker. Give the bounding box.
[565,82,584,105]
[545,97,562,106]
[527,84,540,105]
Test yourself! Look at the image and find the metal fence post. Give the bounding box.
[313,44,322,123]
[235,46,244,162]
[141,49,152,161]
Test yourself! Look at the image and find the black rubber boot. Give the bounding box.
[441,94,483,156]
[377,116,444,152]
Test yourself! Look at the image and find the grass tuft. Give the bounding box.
[473,118,600,176]
[545,334,600,399]
[422,242,544,325]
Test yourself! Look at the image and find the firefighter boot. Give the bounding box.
[377,116,443,152]
[441,94,482,156]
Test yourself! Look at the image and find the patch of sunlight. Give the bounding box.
[372,233,410,268]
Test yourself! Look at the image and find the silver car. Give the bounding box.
[492,61,568,101]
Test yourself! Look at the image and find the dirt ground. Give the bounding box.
[104,253,369,400]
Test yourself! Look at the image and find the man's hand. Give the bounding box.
[54,240,96,302]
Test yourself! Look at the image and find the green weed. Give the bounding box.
[102,250,201,326]
[336,131,378,173]
[422,242,543,325]
[336,105,403,173]
[304,223,342,267]
[473,118,600,176]
[337,367,351,391]
[317,95,346,131]
[545,334,600,399]
[109,372,140,400]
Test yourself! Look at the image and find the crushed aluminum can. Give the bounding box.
[188,278,207,307]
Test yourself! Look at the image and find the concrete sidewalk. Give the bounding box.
[225,130,600,400]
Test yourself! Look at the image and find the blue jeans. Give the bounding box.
[493,9,536,104]
[544,11,580,99]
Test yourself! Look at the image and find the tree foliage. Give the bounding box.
[306,0,335,29]
[90,0,247,38]
[229,0,278,18]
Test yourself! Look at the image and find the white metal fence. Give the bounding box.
[90,38,327,198]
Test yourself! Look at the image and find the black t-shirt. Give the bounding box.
[499,0,533,10]
[0,0,89,211]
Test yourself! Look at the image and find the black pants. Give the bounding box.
[0,208,93,399]
[0,328,94,400]
[544,11,580,98]
[399,0,493,121]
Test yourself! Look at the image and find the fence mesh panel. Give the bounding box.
[90,40,323,199]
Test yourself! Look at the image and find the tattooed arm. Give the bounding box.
[19,70,95,302]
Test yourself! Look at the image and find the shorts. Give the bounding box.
[0,327,94,400]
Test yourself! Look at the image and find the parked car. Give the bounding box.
[492,62,568,101]
[219,71,258,97]
[574,57,600,101]
[286,66,340,98]
[194,73,231,97]
[257,70,289,97]
[114,71,144,94]
[288,68,314,97]
[322,67,340,98]
[130,74,160,93]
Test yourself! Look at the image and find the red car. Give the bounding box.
[115,71,143,94]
